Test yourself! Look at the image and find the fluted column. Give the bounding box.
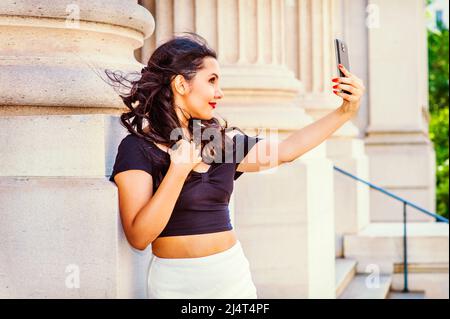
[0,0,155,298]
[284,0,337,111]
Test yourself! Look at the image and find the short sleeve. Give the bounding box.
[109,135,154,183]
[233,133,264,181]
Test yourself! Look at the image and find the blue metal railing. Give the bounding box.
[333,165,449,293]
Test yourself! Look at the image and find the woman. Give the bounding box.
[108,32,365,299]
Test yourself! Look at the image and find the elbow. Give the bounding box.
[131,242,148,251]
[278,150,294,164]
[127,233,155,251]
[280,152,303,164]
[125,222,159,251]
[279,156,294,164]
[132,235,157,251]
[278,141,295,164]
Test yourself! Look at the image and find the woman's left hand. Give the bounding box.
[332,64,366,115]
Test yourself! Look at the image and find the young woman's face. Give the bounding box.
[182,57,224,120]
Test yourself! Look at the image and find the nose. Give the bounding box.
[215,87,224,100]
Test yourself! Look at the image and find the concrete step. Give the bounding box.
[335,258,357,297]
[391,263,449,299]
[338,274,392,299]
[387,291,426,299]
[344,222,449,273]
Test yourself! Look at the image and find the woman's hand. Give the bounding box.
[332,64,366,116]
[168,138,203,175]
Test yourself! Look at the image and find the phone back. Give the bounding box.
[334,39,350,78]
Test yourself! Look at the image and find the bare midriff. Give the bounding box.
[151,230,237,258]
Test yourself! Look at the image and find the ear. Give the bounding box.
[173,75,188,95]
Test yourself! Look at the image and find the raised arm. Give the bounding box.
[236,64,365,172]
[279,64,365,162]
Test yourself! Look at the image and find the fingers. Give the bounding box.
[338,64,363,87]
[333,90,360,102]
[332,83,363,96]
[332,76,364,90]
[336,64,365,90]
[332,79,365,96]
[332,66,365,102]
[338,64,351,78]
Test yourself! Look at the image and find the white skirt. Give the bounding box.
[147,240,258,299]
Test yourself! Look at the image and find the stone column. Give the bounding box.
[327,0,371,257]
[139,0,336,298]
[0,0,154,298]
[283,0,370,259]
[365,0,435,222]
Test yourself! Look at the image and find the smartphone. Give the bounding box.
[334,38,352,95]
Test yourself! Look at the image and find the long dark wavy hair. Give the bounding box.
[105,32,246,169]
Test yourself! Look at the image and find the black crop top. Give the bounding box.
[109,131,263,238]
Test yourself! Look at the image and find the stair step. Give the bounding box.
[354,223,449,237]
[335,258,357,297]
[338,274,392,299]
[387,291,426,299]
[344,223,449,273]
[390,263,449,299]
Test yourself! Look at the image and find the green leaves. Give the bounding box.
[428,20,449,219]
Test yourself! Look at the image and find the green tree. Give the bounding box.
[427,2,449,219]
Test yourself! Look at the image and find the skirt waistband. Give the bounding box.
[151,240,243,267]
